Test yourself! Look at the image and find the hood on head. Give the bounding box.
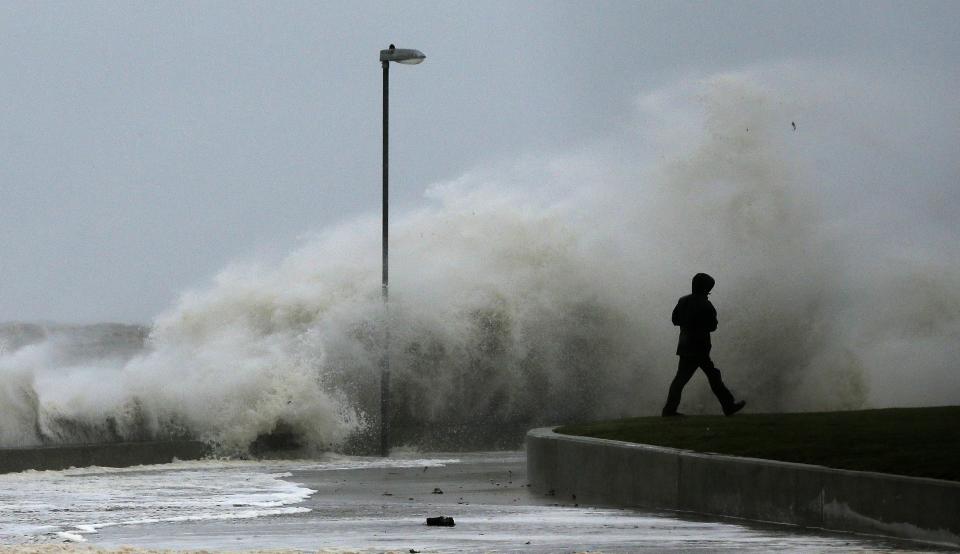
[692,273,715,295]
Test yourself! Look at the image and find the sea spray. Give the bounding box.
[1,66,957,452]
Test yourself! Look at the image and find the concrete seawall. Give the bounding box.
[526,427,960,546]
[0,440,208,474]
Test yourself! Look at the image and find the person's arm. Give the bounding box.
[706,302,718,332]
[672,297,686,327]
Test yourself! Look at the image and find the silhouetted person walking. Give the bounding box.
[662,273,746,417]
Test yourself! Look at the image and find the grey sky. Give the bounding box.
[1,1,957,323]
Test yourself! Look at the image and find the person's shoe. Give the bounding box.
[723,400,746,416]
[661,411,686,418]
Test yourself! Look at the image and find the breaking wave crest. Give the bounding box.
[1,66,957,453]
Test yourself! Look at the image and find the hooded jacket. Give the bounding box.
[672,273,718,356]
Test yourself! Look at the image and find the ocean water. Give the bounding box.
[0,456,456,544]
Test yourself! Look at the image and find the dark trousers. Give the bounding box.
[662,354,735,415]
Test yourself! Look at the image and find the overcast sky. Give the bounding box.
[1,1,957,324]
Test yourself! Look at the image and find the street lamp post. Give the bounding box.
[379,44,425,457]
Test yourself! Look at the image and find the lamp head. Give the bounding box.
[380,46,426,64]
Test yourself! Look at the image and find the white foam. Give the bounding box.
[53,531,85,542]
[0,460,312,542]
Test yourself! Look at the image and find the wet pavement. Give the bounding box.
[92,451,945,552]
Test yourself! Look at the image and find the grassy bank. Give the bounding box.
[556,406,960,482]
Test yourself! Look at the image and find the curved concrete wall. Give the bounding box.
[0,440,208,474]
[526,427,960,547]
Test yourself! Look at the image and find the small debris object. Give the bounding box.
[432,487,443,494]
[426,516,455,527]
[410,550,421,553]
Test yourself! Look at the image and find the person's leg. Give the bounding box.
[662,356,698,416]
[698,355,736,411]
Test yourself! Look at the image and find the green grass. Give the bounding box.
[556,406,960,482]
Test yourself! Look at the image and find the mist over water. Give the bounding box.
[1,67,957,452]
